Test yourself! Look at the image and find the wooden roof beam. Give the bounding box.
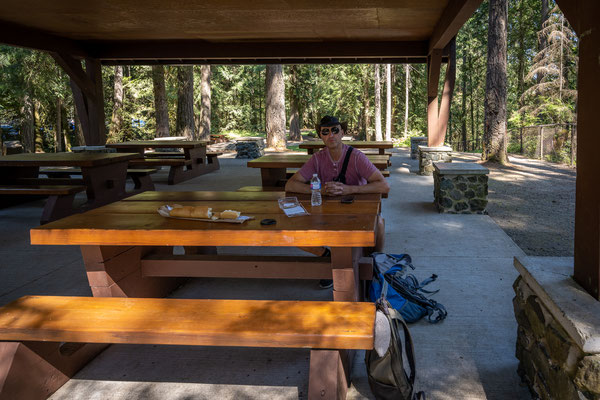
[0,20,89,58]
[428,0,484,54]
[88,40,432,62]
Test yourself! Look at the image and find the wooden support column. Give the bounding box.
[427,49,442,146]
[51,54,107,146]
[427,39,456,147]
[557,0,600,299]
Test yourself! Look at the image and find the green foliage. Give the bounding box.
[0,0,578,166]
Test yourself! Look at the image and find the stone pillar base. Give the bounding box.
[513,257,600,400]
[235,138,265,159]
[433,162,489,214]
[418,145,452,175]
[410,136,428,159]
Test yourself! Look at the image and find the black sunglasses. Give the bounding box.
[320,126,340,136]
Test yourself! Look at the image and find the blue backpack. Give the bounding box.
[368,253,447,324]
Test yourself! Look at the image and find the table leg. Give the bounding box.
[80,245,184,298]
[80,161,129,209]
[306,247,361,399]
[308,349,351,400]
[260,168,287,187]
[379,148,385,155]
[0,341,106,400]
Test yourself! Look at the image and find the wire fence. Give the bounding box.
[508,123,576,165]
[447,123,576,165]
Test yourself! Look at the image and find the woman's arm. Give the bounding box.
[323,170,390,196]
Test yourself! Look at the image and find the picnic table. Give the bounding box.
[247,153,390,187]
[106,140,219,184]
[28,190,380,398]
[300,140,393,155]
[0,152,140,222]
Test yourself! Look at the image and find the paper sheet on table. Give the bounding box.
[283,205,307,217]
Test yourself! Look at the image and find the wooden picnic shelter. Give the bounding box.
[0,1,599,399]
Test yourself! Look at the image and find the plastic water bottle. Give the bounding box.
[310,173,322,206]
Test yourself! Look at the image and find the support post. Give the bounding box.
[51,54,107,146]
[558,0,600,299]
[427,39,456,148]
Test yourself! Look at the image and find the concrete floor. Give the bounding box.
[0,147,531,399]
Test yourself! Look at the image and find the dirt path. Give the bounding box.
[455,152,576,256]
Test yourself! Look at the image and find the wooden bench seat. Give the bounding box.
[0,295,375,400]
[127,168,157,192]
[143,151,185,157]
[39,167,81,178]
[129,158,192,167]
[0,185,86,224]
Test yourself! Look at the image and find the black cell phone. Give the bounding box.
[341,196,354,204]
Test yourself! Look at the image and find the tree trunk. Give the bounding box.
[385,64,392,141]
[199,65,212,141]
[55,97,63,152]
[461,53,467,151]
[176,66,195,139]
[404,64,410,138]
[109,66,124,142]
[265,65,287,150]
[74,104,85,147]
[152,65,170,137]
[363,67,372,140]
[374,64,383,141]
[20,92,34,153]
[482,0,508,163]
[288,65,301,141]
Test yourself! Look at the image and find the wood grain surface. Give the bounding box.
[86,200,380,215]
[0,152,140,167]
[30,212,377,247]
[0,296,375,350]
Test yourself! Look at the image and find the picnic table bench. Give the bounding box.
[248,154,389,187]
[0,295,375,400]
[106,140,218,185]
[19,190,382,399]
[0,152,140,223]
[40,167,158,194]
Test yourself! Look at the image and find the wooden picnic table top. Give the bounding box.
[106,140,208,149]
[299,141,394,149]
[247,154,389,170]
[124,190,381,202]
[30,192,378,247]
[88,200,380,215]
[0,152,140,167]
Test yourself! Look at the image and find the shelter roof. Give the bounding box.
[0,0,483,64]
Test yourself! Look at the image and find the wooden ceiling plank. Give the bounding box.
[428,0,483,54]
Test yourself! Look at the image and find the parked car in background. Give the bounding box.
[0,124,20,142]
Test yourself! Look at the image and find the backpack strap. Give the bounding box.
[333,146,354,184]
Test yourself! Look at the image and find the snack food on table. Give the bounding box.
[170,205,212,219]
[219,210,241,219]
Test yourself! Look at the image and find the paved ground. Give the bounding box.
[0,147,531,399]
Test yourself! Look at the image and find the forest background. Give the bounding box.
[0,0,578,164]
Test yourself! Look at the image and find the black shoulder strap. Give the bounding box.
[334,146,354,184]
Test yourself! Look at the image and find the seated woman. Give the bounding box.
[285,115,390,288]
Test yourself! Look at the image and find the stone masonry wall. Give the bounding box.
[513,276,600,400]
[235,139,265,159]
[433,173,488,214]
[418,148,452,175]
[410,136,427,159]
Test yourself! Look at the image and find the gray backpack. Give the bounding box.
[365,296,425,400]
